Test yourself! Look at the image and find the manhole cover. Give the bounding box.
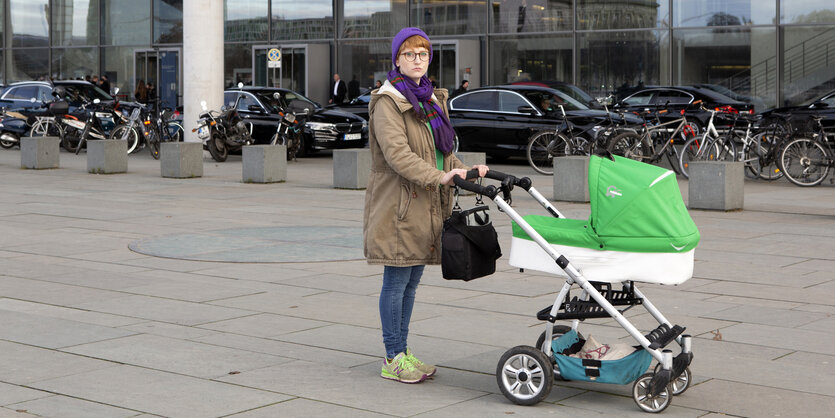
[129,226,363,263]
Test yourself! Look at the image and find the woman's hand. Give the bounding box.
[472,164,490,178]
[441,168,469,186]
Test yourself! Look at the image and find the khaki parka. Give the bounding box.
[363,81,468,266]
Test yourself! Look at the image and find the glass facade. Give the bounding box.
[0,0,833,111]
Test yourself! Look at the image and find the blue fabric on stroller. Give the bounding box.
[552,330,653,385]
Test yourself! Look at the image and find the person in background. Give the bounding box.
[374,80,383,89]
[100,75,111,95]
[147,82,157,105]
[364,27,489,384]
[348,75,361,101]
[451,80,469,98]
[329,73,346,104]
[134,80,148,103]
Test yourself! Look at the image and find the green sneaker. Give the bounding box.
[406,348,436,378]
[381,352,426,384]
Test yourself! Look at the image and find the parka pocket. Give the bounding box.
[397,183,412,220]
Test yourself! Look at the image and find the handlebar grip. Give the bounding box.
[482,169,532,190]
[692,100,703,105]
[658,109,668,114]
[453,175,497,198]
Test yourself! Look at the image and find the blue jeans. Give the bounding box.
[379,265,424,359]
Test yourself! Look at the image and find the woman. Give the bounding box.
[134,80,147,103]
[364,27,488,384]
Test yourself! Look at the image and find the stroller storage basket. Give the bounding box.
[552,330,652,385]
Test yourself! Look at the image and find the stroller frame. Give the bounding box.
[453,169,694,413]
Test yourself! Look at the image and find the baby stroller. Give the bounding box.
[452,155,698,413]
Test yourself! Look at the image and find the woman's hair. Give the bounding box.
[397,35,431,56]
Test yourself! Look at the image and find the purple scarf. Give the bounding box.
[387,70,456,154]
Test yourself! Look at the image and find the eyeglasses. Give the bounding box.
[401,51,430,62]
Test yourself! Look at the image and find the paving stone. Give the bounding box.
[701,304,828,328]
[556,390,704,417]
[414,393,598,417]
[118,278,264,303]
[73,295,256,326]
[705,295,802,310]
[0,383,50,407]
[191,264,320,282]
[673,378,835,417]
[279,273,385,296]
[0,341,117,385]
[691,280,835,306]
[410,309,542,346]
[63,334,292,379]
[198,313,330,337]
[219,360,485,416]
[191,333,377,368]
[227,398,387,417]
[718,323,835,355]
[0,275,128,307]
[9,395,138,418]
[29,365,289,418]
[119,321,221,340]
[0,299,144,328]
[0,407,37,417]
[0,310,136,349]
[799,315,835,333]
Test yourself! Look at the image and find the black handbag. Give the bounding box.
[442,188,502,281]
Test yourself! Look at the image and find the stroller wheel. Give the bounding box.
[535,325,580,381]
[496,345,553,406]
[655,364,691,395]
[632,373,672,413]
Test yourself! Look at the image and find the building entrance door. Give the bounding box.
[253,45,307,95]
[428,43,457,91]
[134,49,181,109]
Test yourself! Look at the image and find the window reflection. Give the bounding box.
[101,0,151,45]
[53,0,100,46]
[490,34,572,85]
[411,0,486,36]
[52,48,99,80]
[102,46,135,99]
[578,30,669,99]
[673,0,775,27]
[225,43,253,88]
[781,0,835,24]
[155,0,183,43]
[673,28,775,111]
[225,0,268,42]
[272,0,333,40]
[338,40,392,92]
[10,0,50,47]
[782,25,835,105]
[577,0,668,30]
[10,48,49,82]
[341,0,408,38]
[491,0,572,33]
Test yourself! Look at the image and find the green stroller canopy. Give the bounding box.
[513,155,700,253]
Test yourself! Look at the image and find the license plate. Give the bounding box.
[344,133,361,140]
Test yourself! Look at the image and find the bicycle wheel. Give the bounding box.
[751,132,783,181]
[31,119,63,138]
[164,121,184,142]
[110,124,140,154]
[607,131,646,161]
[741,141,763,179]
[678,136,720,179]
[714,134,737,162]
[148,131,161,159]
[780,137,831,187]
[526,131,568,175]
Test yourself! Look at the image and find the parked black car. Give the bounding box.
[614,86,754,133]
[511,81,605,109]
[224,86,367,156]
[759,90,835,134]
[448,85,641,158]
[0,80,115,114]
[326,92,371,121]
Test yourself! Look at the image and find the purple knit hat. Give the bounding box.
[391,27,433,68]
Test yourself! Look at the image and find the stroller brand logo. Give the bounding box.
[605,186,622,198]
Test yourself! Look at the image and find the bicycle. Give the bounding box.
[714,111,783,181]
[779,115,834,187]
[142,99,184,159]
[526,105,596,175]
[678,104,737,178]
[605,103,702,174]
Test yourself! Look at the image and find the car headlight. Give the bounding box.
[306,122,336,131]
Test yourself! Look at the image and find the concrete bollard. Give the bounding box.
[21,136,61,169]
[454,151,487,196]
[553,156,589,202]
[333,148,371,189]
[87,139,127,174]
[688,161,744,211]
[242,144,286,183]
[160,142,203,178]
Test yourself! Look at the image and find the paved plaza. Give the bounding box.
[0,147,833,417]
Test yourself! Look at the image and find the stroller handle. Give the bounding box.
[453,171,498,198]
[465,168,533,190]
